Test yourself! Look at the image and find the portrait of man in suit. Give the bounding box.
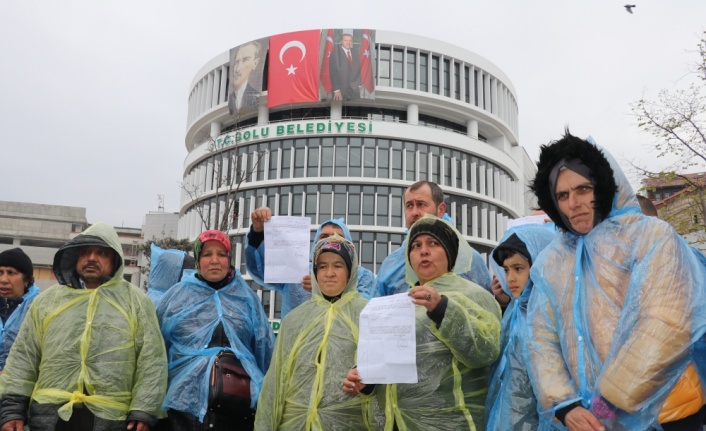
[228,40,262,116]
[329,33,361,101]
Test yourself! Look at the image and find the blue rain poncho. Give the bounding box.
[485,225,555,431]
[0,222,168,425]
[376,213,491,297]
[255,235,373,431]
[0,284,39,371]
[374,215,502,431]
[246,218,376,318]
[146,244,193,308]
[527,138,706,430]
[156,269,275,421]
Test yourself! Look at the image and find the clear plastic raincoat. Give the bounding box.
[485,225,556,431]
[254,235,372,431]
[156,269,275,421]
[527,138,706,430]
[376,214,492,297]
[0,222,168,427]
[246,218,376,318]
[0,284,39,371]
[375,216,501,431]
[146,244,193,308]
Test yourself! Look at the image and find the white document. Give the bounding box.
[263,216,311,283]
[357,292,418,384]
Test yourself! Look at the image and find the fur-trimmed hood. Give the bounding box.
[530,131,624,235]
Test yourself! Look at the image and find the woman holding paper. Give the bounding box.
[254,235,373,431]
[345,215,501,430]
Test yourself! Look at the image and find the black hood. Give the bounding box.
[53,233,123,288]
[529,131,618,235]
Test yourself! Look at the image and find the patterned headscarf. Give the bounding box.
[193,230,235,283]
[312,234,355,282]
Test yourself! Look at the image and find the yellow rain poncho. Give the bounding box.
[0,222,168,428]
[375,215,501,431]
[254,235,373,431]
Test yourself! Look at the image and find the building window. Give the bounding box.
[431,55,440,95]
[443,58,451,97]
[349,137,362,177]
[393,48,404,88]
[406,50,416,89]
[348,185,361,225]
[321,138,334,177]
[454,62,461,100]
[379,46,391,87]
[420,53,428,92]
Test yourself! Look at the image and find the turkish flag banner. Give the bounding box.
[267,30,321,108]
[320,29,335,94]
[359,29,375,93]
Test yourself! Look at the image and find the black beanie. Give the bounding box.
[0,248,34,278]
[492,233,531,266]
[408,219,459,271]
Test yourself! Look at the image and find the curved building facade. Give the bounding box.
[179,30,536,321]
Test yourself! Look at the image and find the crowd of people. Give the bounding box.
[0,131,705,431]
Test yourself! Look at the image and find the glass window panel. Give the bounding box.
[307,146,319,177]
[391,148,402,180]
[333,185,347,219]
[268,148,278,180]
[294,146,305,178]
[444,155,452,187]
[393,48,404,88]
[281,148,291,179]
[432,56,440,95]
[335,139,348,176]
[279,191,290,216]
[362,186,375,225]
[376,191,389,226]
[454,62,460,100]
[378,147,389,179]
[348,189,360,225]
[420,53,428,92]
[443,59,451,97]
[349,138,362,177]
[321,146,334,177]
[361,240,374,267]
[406,51,416,89]
[292,189,303,216]
[319,190,332,221]
[306,191,317,220]
[405,149,416,181]
[363,142,376,177]
[379,47,391,87]
[464,66,471,103]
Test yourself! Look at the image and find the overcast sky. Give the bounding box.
[1,0,704,228]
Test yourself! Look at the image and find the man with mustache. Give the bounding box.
[0,223,167,431]
[227,41,261,116]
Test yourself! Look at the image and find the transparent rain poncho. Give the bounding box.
[0,222,168,422]
[147,244,187,307]
[254,235,372,431]
[374,215,501,431]
[0,284,40,371]
[156,269,275,421]
[485,224,556,431]
[527,142,706,430]
[376,214,492,297]
[246,218,376,318]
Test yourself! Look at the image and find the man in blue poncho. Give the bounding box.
[527,131,706,431]
[245,207,376,319]
[376,181,492,297]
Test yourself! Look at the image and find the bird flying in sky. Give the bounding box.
[624,4,636,14]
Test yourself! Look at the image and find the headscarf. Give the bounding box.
[312,234,355,282]
[407,217,460,271]
[193,229,235,283]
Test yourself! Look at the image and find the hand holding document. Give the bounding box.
[264,216,311,283]
[357,292,417,384]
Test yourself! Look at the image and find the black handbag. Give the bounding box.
[208,351,252,412]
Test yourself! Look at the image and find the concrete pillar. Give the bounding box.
[467,120,478,139]
[330,100,343,120]
[258,103,269,126]
[407,103,419,125]
[210,121,222,140]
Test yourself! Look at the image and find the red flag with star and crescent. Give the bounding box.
[267,30,321,108]
[359,29,374,93]
[319,29,335,94]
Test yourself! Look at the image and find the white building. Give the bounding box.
[179,30,536,320]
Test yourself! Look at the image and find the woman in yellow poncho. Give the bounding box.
[254,235,373,431]
[345,215,502,431]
